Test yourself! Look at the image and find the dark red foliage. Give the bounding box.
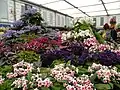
[11,43,25,52]
[0,41,11,54]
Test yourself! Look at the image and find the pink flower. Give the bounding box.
[66,85,76,90]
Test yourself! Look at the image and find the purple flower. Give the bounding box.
[30,25,41,31]
[23,25,41,31]
[17,30,25,34]
[22,8,37,17]
[98,50,118,66]
[13,20,25,28]
[3,30,25,38]
[3,30,17,38]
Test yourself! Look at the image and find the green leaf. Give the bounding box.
[41,87,50,90]
[95,83,113,90]
[26,72,32,81]
[0,65,12,77]
[93,30,105,44]
[90,73,97,83]
[0,79,13,90]
[50,60,64,68]
[77,67,88,75]
[51,86,65,90]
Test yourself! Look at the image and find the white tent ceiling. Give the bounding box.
[28,0,120,17]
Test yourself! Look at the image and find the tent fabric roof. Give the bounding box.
[28,0,120,17]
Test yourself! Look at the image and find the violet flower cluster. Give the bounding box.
[22,8,37,17]
[3,30,25,38]
[23,25,41,31]
[13,20,25,28]
[98,50,119,66]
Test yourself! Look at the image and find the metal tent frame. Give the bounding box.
[28,0,120,17]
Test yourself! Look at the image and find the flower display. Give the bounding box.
[78,17,95,26]
[6,61,33,79]
[89,44,111,52]
[88,63,120,84]
[51,64,94,90]
[11,76,28,90]
[31,74,53,88]
[74,30,93,39]
[23,25,41,31]
[3,30,26,38]
[98,50,119,66]
[83,37,98,49]
[13,20,25,28]
[61,31,74,41]
[61,30,93,42]
[51,64,75,81]
[1,4,120,90]
[24,37,61,52]
[22,8,37,17]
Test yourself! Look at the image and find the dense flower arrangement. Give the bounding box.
[83,37,98,49]
[6,61,33,79]
[83,37,113,52]
[24,37,62,52]
[1,7,120,90]
[11,76,28,90]
[11,76,53,90]
[61,30,93,41]
[88,63,120,84]
[51,64,94,90]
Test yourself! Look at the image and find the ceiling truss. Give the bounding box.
[39,0,120,17]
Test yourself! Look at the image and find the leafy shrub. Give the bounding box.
[0,65,12,77]
[0,80,14,90]
[17,51,40,63]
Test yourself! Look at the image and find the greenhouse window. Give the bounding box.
[57,15,60,26]
[43,11,47,22]
[0,0,8,21]
[62,17,64,26]
[21,5,25,14]
[100,17,104,26]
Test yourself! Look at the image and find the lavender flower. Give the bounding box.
[3,30,25,38]
[13,20,25,28]
[30,25,41,31]
[3,30,17,38]
[23,25,41,31]
[22,8,37,17]
[16,30,25,34]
